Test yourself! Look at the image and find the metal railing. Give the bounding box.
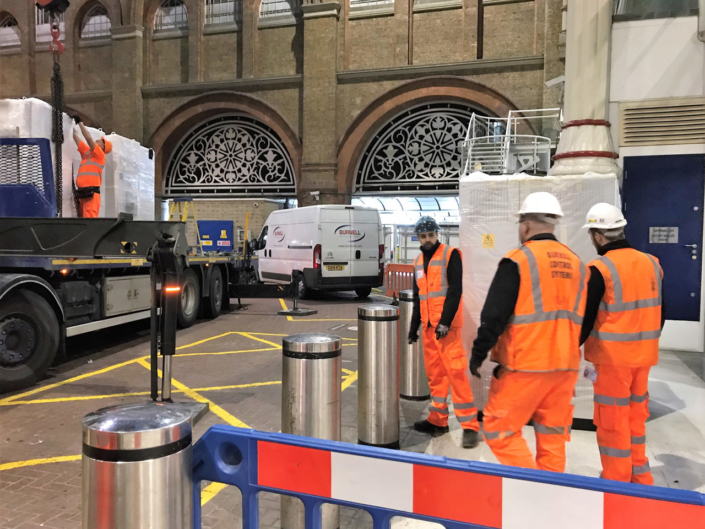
[461,109,561,176]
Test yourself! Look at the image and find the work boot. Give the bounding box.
[462,429,480,449]
[413,419,449,435]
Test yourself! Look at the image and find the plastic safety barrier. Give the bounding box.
[192,426,705,529]
[384,264,415,299]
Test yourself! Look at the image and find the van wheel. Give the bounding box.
[296,277,309,300]
[355,287,372,299]
[178,268,200,328]
[0,290,59,394]
[204,266,223,319]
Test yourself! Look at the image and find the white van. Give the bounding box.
[253,205,384,298]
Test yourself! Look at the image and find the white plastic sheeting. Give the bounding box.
[459,171,621,420]
[0,97,154,219]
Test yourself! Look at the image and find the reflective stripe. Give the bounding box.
[419,295,427,301]
[427,289,448,299]
[573,261,587,312]
[631,435,646,445]
[428,261,444,267]
[590,329,661,342]
[520,245,543,313]
[453,402,475,410]
[483,430,514,440]
[594,393,630,406]
[599,297,661,313]
[600,256,622,302]
[77,171,103,178]
[510,310,583,325]
[81,161,104,170]
[599,446,631,458]
[534,423,566,435]
[631,392,648,403]
[429,405,449,415]
[598,254,662,313]
[431,396,447,404]
[457,414,478,423]
[646,254,663,301]
[633,462,651,475]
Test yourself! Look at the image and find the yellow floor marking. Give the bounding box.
[192,381,281,392]
[341,368,355,376]
[238,332,281,349]
[176,332,238,350]
[136,358,249,428]
[0,358,141,405]
[279,298,294,321]
[201,482,229,505]
[176,347,279,358]
[342,370,358,391]
[0,455,82,471]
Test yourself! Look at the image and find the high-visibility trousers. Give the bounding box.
[422,327,479,431]
[593,365,653,485]
[483,370,577,472]
[79,194,100,218]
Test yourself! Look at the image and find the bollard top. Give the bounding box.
[82,402,193,451]
[399,290,414,302]
[282,333,342,359]
[358,304,400,321]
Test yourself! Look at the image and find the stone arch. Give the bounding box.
[72,0,116,40]
[149,91,302,195]
[337,76,522,196]
[0,11,22,48]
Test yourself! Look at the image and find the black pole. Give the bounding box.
[149,259,159,401]
[477,0,484,60]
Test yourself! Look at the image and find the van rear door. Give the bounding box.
[320,207,351,282]
[348,208,380,280]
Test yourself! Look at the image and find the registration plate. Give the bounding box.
[326,265,346,271]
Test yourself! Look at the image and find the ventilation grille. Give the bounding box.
[619,97,705,147]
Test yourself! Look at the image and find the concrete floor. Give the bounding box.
[0,293,704,528]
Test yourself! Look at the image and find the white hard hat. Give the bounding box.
[583,203,627,230]
[517,192,564,218]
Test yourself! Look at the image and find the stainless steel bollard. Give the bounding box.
[281,333,342,529]
[358,304,400,449]
[398,290,430,400]
[82,402,193,529]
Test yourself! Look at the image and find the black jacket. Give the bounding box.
[410,241,462,333]
[470,233,556,363]
[579,239,666,345]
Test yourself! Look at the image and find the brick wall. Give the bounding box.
[77,45,113,91]
[412,8,467,65]
[255,26,302,77]
[203,32,241,81]
[347,16,397,70]
[150,37,189,85]
[0,54,30,96]
[484,1,542,59]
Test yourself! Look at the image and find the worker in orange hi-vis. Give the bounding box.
[469,192,588,472]
[408,216,481,449]
[72,115,111,218]
[580,203,664,485]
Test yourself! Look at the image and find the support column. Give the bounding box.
[299,0,346,206]
[242,0,256,78]
[111,25,144,142]
[549,0,620,176]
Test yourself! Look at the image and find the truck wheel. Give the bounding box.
[204,266,223,319]
[177,268,200,328]
[297,276,309,300]
[355,287,372,299]
[0,290,59,394]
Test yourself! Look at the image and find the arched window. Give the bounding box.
[205,0,242,26]
[0,15,20,48]
[36,6,64,43]
[154,0,188,31]
[259,0,299,19]
[80,5,111,39]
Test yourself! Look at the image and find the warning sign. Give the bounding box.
[482,234,495,249]
[220,230,228,238]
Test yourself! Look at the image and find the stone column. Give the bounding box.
[299,0,346,206]
[549,0,620,176]
[111,25,144,142]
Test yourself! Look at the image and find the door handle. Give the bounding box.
[685,244,698,248]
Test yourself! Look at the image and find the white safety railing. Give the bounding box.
[462,108,562,176]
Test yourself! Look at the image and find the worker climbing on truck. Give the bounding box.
[72,115,111,218]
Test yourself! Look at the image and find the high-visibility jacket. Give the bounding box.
[584,248,663,367]
[76,141,105,190]
[491,239,588,372]
[414,243,463,329]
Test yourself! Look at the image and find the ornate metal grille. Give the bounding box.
[355,102,480,195]
[165,115,296,197]
[81,6,111,39]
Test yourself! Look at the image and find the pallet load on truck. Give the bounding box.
[459,171,620,426]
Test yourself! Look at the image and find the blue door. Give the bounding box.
[622,154,705,321]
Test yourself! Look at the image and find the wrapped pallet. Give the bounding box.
[459,171,620,423]
[0,97,154,220]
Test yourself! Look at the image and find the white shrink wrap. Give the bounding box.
[459,172,620,420]
[1,97,155,219]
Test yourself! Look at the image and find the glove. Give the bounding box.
[469,355,483,378]
[435,324,449,340]
[73,114,82,124]
[408,330,419,345]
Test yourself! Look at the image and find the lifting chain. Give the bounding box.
[50,16,65,217]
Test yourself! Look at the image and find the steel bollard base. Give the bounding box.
[278,308,318,317]
[400,394,430,401]
[358,439,400,450]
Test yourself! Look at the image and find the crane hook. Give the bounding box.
[50,22,64,55]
